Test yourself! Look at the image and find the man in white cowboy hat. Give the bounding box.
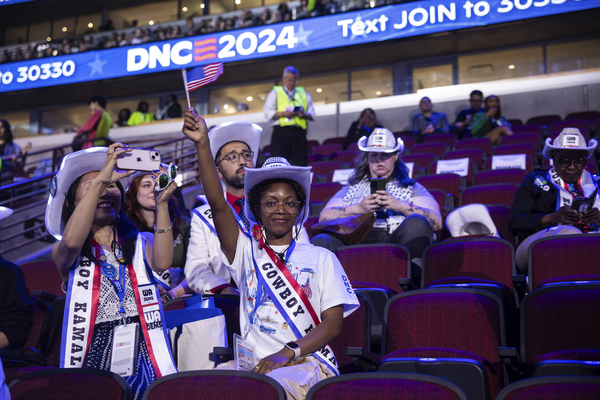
[182,110,358,400]
[0,206,35,353]
[509,127,600,272]
[185,121,309,296]
[314,128,441,274]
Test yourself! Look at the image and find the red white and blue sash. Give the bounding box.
[250,230,339,375]
[60,234,177,377]
[548,168,600,210]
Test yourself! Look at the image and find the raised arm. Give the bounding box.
[144,167,177,272]
[182,109,239,263]
[52,143,134,281]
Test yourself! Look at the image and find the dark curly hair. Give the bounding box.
[247,178,307,226]
[62,175,139,265]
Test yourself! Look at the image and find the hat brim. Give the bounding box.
[243,166,312,225]
[357,136,404,154]
[445,203,498,238]
[45,147,131,240]
[542,138,598,159]
[0,206,14,223]
[209,122,262,166]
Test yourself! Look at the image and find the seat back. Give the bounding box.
[460,183,520,207]
[500,133,542,152]
[422,238,515,290]
[323,137,346,146]
[313,144,342,157]
[8,368,132,400]
[566,111,600,122]
[307,140,319,154]
[304,216,320,240]
[310,161,343,181]
[306,372,467,400]
[330,150,361,165]
[424,134,456,149]
[427,188,454,212]
[526,115,561,127]
[328,293,371,374]
[383,289,505,380]
[455,138,492,157]
[335,244,410,293]
[549,119,588,133]
[487,205,515,246]
[416,174,462,202]
[443,148,486,170]
[412,143,449,159]
[397,135,416,151]
[512,124,542,136]
[429,160,476,186]
[528,234,600,291]
[309,182,342,215]
[520,283,600,365]
[496,376,600,400]
[143,370,286,400]
[474,169,527,186]
[19,261,64,299]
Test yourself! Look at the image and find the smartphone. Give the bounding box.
[370,178,386,194]
[293,106,304,112]
[572,187,598,213]
[116,148,162,171]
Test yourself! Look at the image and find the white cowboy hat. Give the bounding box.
[244,157,311,225]
[542,127,598,160]
[209,121,262,166]
[357,128,404,154]
[45,147,131,240]
[445,204,499,238]
[0,206,14,222]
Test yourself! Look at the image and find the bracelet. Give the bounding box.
[153,222,173,233]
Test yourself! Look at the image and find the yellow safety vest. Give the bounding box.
[274,86,308,130]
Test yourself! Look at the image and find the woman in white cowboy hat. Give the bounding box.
[46,143,177,399]
[124,171,194,303]
[182,110,359,400]
[509,127,600,273]
[314,128,441,272]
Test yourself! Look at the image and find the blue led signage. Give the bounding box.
[0,0,596,93]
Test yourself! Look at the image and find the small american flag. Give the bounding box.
[184,62,224,92]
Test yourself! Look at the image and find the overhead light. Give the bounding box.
[52,49,58,56]
[62,27,67,32]
[316,88,323,93]
[375,91,382,96]
[223,104,229,110]
[200,3,205,8]
[246,96,253,101]
[149,20,155,25]
[235,0,241,4]
[46,37,51,41]
[88,23,94,28]
[370,0,375,7]
[182,6,188,12]
[508,64,516,70]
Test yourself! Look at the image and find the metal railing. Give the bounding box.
[0,135,199,257]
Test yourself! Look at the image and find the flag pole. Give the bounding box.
[181,68,192,110]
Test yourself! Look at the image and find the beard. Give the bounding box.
[222,169,245,190]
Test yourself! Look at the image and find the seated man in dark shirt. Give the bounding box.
[509,128,600,273]
[0,207,34,351]
[452,90,483,139]
[412,97,449,144]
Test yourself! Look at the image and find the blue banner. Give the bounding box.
[0,0,35,6]
[0,0,596,93]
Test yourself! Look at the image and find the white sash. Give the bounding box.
[61,234,177,377]
[251,235,339,375]
[547,168,600,210]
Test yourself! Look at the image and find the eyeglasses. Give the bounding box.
[261,199,300,214]
[217,151,254,165]
[556,158,586,168]
[154,163,178,192]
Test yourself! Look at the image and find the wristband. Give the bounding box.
[285,341,301,361]
[153,222,173,233]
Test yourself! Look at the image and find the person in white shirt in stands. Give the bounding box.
[185,122,309,296]
[182,110,359,400]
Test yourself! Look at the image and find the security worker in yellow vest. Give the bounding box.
[263,66,315,166]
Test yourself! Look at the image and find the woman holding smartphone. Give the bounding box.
[124,171,194,303]
[314,128,441,272]
[46,144,177,399]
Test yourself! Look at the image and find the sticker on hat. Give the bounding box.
[542,127,598,159]
[357,128,404,154]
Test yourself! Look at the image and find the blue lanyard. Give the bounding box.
[248,240,296,324]
[99,247,127,316]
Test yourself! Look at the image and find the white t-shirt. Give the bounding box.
[226,233,360,362]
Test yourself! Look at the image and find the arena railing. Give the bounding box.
[0,135,199,258]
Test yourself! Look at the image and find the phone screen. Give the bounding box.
[370,178,386,194]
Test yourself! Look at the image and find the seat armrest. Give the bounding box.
[398,278,415,292]
[511,275,527,300]
[347,347,378,371]
[499,347,524,384]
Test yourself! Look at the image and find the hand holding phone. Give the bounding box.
[116,148,162,171]
[370,178,386,195]
[293,106,304,113]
